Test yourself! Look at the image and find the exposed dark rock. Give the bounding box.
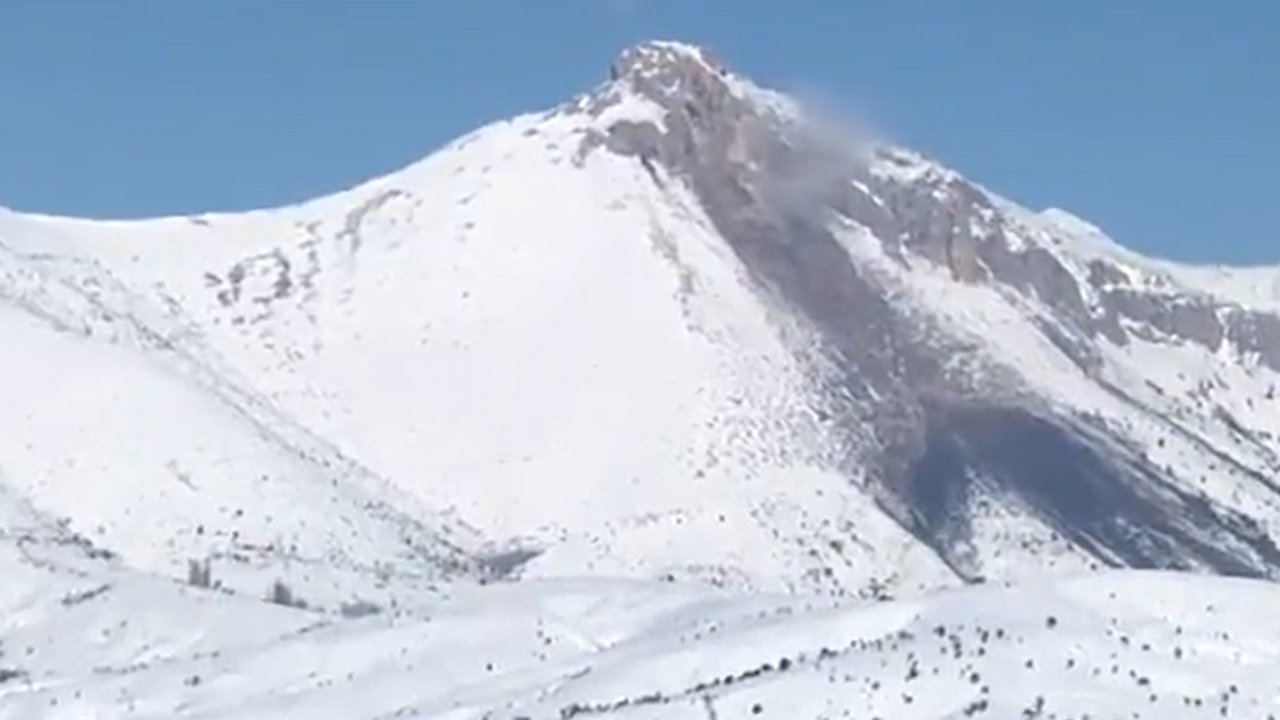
[1087,259,1130,288]
[1226,309,1280,371]
[908,402,1280,577]
[1103,290,1226,350]
[579,43,1280,581]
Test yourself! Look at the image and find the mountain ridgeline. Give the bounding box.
[587,42,1280,581]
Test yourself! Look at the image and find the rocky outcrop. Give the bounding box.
[578,41,1280,581]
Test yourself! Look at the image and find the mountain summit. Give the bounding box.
[590,41,1280,581]
[3,41,1280,607]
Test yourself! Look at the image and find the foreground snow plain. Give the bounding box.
[4,537,1278,720]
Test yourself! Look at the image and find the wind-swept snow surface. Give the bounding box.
[3,565,1277,719]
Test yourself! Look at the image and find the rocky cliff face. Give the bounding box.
[581,41,1280,580]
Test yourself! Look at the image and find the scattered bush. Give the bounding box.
[187,558,212,589]
[339,600,382,619]
[267,579,305,609]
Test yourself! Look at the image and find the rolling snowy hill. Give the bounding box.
[4,549,1279,719]
[2,40,1280,717]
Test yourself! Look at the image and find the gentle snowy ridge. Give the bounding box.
[3,561,1277,719]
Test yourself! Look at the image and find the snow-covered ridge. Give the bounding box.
[3,561,1277,719]
[1036,205,1280,311]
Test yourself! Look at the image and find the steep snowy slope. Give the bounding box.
[0,211,485,611]
[3,40,1280,602]
[0,56,955,597]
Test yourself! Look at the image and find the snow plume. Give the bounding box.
[787,80,888,154]
[751,84,886,225]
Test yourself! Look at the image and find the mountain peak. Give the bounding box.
[608,40,726,84]
[603,40,739,121]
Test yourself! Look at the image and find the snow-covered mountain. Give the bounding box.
[2,40,1280,717]
[6,40,1278,595]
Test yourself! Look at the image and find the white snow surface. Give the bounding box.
[3,544,1277,719]
[1029,207,1280,317]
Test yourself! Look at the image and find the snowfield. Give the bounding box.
[3,545,1278,720]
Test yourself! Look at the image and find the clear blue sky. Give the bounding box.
[1,1,1276,264]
